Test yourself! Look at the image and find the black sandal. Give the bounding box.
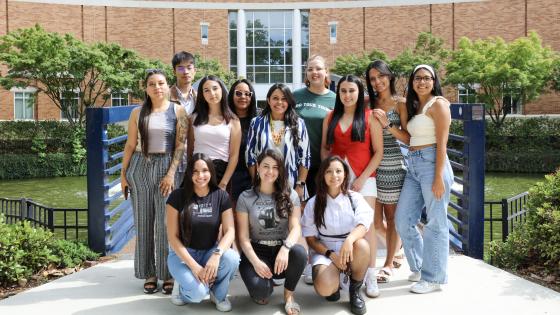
[162,280,174,295]
[143,278,159,294]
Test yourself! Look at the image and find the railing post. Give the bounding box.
[501,198,509,241]
[86,107,108,255]
[19,198,26,221]
[463,104,485,259]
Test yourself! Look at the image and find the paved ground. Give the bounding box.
[1,253,559,315]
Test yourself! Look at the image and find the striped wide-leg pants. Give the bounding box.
[126,152,178,280]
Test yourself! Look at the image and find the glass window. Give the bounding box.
[230,49,237,66]
[201,23,209,45]
[228,10,309,84]
[329,22,337,44]
[14,91,34,120]
[230,30,237,47]
[61,91,80,120]
[229,12,237,29]
[111,92,129,107]
[457,85,477,104]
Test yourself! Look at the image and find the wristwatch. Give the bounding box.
[212,247,223,256]
[283,240,294,250]
[324,249,334,259]
[295,180,306,187]
[384,122,394,129]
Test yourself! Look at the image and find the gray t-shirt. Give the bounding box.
[236,188,300,241]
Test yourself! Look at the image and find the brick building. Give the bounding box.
[0,0,559,120]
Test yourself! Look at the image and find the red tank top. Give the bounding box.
[330,109,376,178]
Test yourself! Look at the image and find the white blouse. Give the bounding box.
[301,191,373,240]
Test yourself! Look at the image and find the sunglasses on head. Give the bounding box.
[234,90,253,98]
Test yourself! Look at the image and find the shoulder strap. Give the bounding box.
[422,96,444,114]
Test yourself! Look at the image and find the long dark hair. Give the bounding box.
[405,65,443,121]
[180,153,219,246]
[365,59,396,109]
[193,75,235,126]
[313,156,350,229]
[326,75,366,144]
[261,83,300,149]
[227,79,257,120]
[138,69,167,157]
[252,149,293,219]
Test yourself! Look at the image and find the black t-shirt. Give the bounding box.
[166,188,232,250]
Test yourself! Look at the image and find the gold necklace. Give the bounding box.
[269,117,285,146]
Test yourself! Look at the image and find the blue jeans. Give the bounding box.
[168,247,240,303]
[395,146,454,284]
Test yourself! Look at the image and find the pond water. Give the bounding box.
[0,172,547,208]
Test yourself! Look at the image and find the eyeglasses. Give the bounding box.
[234,90,253,98]
[176,65,195,72]
[414,76,434,83]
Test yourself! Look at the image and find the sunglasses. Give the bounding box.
[234,90,253,98]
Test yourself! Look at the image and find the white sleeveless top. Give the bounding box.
[408,96,448,147]
[192,114,231,161]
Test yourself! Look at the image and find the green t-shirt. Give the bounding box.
[294,88,336,169]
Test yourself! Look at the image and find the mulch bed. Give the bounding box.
[513,266,560,293]
[0,255,117,300]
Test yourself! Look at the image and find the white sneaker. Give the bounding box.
[170,283,186,306]
[210,292,232,312]
[408,271,421,282]
[272,278,285,286]
[365,270,380,298]
[303,264,313,285]
[410,280,441,294]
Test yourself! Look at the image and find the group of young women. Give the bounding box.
[120,52,454,315]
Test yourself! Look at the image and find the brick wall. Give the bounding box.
[0,0,559,120]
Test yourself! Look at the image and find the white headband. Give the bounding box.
[413,64,435,78]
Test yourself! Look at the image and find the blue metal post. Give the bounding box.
[463,104,485,259]
[86,108,108,254]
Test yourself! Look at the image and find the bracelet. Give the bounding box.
[324,249,334,259]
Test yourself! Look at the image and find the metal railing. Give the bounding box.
[485,191,530,244]
[0,197,88,240]
[86,105,137,255]
[447,104,486,259]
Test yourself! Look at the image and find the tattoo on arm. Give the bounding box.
[168,112,188,175]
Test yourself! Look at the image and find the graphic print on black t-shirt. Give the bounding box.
[192,200,213,218]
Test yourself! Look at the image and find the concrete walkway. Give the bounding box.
[1,254,559,315]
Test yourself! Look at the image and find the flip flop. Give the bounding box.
[143,278,159,294]
[376,267,393,283]
[285,300,301,315]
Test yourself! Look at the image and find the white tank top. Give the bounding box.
[408,96,448,147]
[192,114,231,161]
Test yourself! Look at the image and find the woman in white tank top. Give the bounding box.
[395,64,455,294]
[189,75,241,191]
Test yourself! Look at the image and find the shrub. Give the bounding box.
[489,169,560,272]
[0,215,99,287]
[0,153,86,179]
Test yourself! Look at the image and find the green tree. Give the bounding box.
[193,54,236,86]
[445,32,557,128]
[0,25,162,126]
[332,49,388,77]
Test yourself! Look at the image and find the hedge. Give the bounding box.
[0,153,86,179]
[450,117,560,173]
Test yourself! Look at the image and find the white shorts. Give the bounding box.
[310,239,344,266]
[347,159,377,198]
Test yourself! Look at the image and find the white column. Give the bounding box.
[237,9,247,79]
[292,9,302,88]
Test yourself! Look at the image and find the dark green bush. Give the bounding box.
[0,215,99,287]
[450,117,560,173]
[0,153,86,179]
[489,168,560,272]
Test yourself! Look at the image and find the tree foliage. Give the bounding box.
[331,32,449,95]
[193,53,236,87]
[445,32,557,128]
[0,25,166,126]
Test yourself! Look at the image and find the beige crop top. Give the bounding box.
[407,96,449,147]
